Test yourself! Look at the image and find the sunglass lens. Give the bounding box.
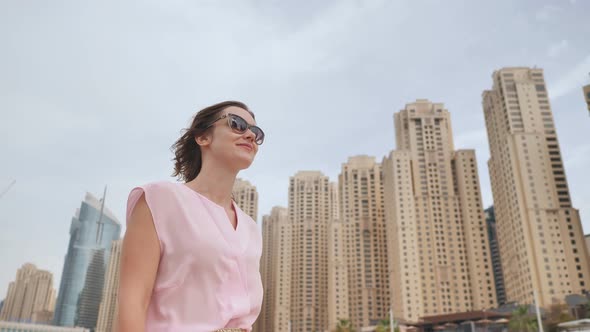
[229,114,265,145]
[251,127,265,145]
[229,116,248,132]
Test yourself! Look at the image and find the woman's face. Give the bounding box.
[200,106,260,171]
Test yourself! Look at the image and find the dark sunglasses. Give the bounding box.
[207,113,265,145]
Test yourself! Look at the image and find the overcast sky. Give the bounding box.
[1,0,589,299]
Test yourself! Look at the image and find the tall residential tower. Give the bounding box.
[233,178,259,222]
[289,171,331,332]
[483,67,590,306]
[96,240,122,332]
[0,263,55,323]
[383,100,497,323]
[337,156,390,329]
[485,206,507,306]
[256,207,289,332]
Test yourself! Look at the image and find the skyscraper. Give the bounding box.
[328,181,350,329]
[233,178,258,221]
[485,206,507,306]
[289,171,330,332]
[76,250,106,328]
[482,67,590,306]
[382,100,497,323]
[0,263,55,323]
[337,156,390,329]
[53,191,121,328]
[255,207,289,332]
[96,240,122,332]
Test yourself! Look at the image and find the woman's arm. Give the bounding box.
[116,193,160,332]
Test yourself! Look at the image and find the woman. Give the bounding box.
[117,101,265,332]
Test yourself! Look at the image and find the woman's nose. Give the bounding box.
[243,128,255,142]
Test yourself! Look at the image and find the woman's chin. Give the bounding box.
[234,156,255,171]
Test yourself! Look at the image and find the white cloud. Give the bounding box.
[548,54,590,100]
[547,39,569,58]
[454,129,488,150]
[535,4,562,21]
[563,143,590,170]
[241,0,398,78]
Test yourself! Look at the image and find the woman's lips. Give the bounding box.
[237,143,253,151]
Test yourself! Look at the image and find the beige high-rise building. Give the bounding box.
[255,206,290,332]
[329,182,340,221]
[336,156,390,330]
[483,67,590,307]
[48,288,56,314]
[289,171,330,332]
[382,100,497,323]
[31,309,54,324]
[96,240,122,332]
[0,263,55,322]
[328,181,350,330]
[233,178,258,222]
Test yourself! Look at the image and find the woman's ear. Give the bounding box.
[195,134,211,147]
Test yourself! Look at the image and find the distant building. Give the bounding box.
[254,207,289,332]
[0,263,55,323]
[338,156,390,330]
[485,206,507,305]
[288,171,331,332]
[383,100,497,323]
[233,178,258,221]
[0,321,89,332]
[96,240,122,332]
[53,191,121,329]
[31,309,53,325]
[483,67,590,306]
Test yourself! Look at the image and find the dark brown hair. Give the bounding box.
[171,100,255,182]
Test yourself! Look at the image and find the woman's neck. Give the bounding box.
[186,164,237,209]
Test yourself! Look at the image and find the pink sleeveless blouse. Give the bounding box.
[126,181,263,332]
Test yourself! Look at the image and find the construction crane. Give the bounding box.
[0,180,16,200]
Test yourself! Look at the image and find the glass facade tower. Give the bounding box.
[53,191,120,328]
